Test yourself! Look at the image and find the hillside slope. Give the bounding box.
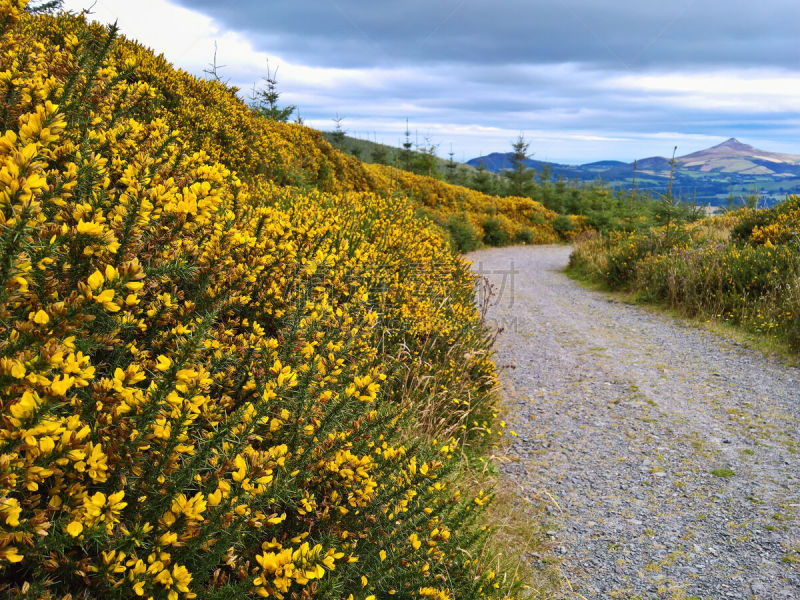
[0,3,536,599]
[569,195,800,349]
[24,9,572,250]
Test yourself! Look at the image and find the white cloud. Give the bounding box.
[63,0,221,70]
[609,70,800,113]
[61,0,416,109]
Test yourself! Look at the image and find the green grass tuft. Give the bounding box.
[711,468,735,478]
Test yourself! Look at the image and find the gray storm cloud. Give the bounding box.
[154,0,800,162]
[170,0,799,70]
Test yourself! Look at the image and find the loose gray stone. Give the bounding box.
[470,245,800,600]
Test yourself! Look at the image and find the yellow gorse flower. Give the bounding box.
[0,2,523,598]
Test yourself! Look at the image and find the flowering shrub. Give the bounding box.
[22,7,571,251]
[733,196,800,246]
[569,198,800,349]
[365,165,582,246]
[0,3,524,598]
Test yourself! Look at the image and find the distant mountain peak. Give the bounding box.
[714,137,753,150]
[678,138,761,162]
[465,138,800,207]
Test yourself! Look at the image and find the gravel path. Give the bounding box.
[469,245,800,600]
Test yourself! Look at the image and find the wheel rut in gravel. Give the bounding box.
[469,245,800,600]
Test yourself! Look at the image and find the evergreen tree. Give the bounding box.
[445,146,458,183]
[400,119,415,172]
[537,163,551,185]
[627,160,638,228]
[454,164,469,187]
[653,147,680,241]
[203,41,228,84]
[371,144,389,165]
[26,0,62,12]
[537,163,555,209]
[416,136,439,177]
[471,161,495,195]
[330,114,346,149]
[504,134,535,197]
[250,60,296,122]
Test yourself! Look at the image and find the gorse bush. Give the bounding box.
[27,0,574,252]
[481,218,509,247]
[569,198,800,349]
[0,2,523,598]
[551,215,574,235]
[444,213,481,253]
[362,165,583,247]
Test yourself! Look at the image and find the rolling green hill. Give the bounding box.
[470,138,800,207]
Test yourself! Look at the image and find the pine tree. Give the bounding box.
[250,60,296,122]
[445,146,457,183]
[537,163,551,185]
[330,114,346,149]
[455,164,469,186]
[416,136,439,177]
[25,0,63,13]
[400,118,415,172]
[472,161,494,195]
[654,147,680,241]
[203,41,228,84]
[371,144,389,165]
[504,134,535,197]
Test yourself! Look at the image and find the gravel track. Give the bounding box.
[469,245,800,600]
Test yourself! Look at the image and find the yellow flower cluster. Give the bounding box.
[745,197,800,246]
[571,196,800,350]
[22,6,564,247]
[366,164,585,244]
[0,3,521,599]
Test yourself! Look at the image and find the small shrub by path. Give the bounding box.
[568,198,800,352]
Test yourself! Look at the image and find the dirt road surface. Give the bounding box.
[470,245,800,599]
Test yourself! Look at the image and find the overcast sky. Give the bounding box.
[61,0,800,164]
